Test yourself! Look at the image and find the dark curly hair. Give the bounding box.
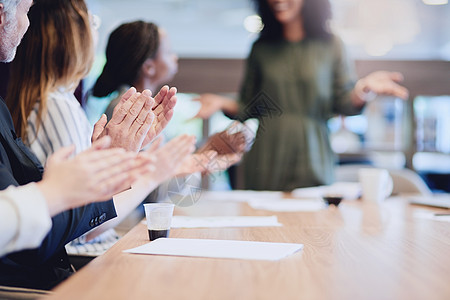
[253,0,332,41]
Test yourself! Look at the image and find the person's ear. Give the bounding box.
[141,58,157,79]
[0,4,5,27]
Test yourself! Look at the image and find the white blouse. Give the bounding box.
[26,89,92,166]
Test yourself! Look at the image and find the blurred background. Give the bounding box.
[85,0,450,192]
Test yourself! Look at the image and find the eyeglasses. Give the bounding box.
[89,13,101,31]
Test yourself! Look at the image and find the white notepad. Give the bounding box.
[248,199,326,212]
[124,238,303,261]
[170,216,282,228]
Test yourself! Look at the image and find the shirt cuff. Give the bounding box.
[7,183,53,251]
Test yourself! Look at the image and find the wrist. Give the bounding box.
[37,181,66,216]
[355,79,377,102]
[221,98,238,114]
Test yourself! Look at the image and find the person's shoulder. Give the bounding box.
[249,37,283,56]
[319,34,345,51]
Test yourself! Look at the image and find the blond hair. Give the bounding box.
[7,0,94,139]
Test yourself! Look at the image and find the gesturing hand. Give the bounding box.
[192,93,225,119]
[92,88,155,152]
[357,71,409,100]
[38,136,140,216]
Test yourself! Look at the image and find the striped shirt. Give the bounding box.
[26,89,92,166]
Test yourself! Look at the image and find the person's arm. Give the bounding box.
[0,183,52,257]
[0,136,145,257]
[330,37,409,115]
[84,134,196,240]
[193,94,238,120]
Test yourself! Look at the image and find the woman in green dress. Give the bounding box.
[194,0,408,191]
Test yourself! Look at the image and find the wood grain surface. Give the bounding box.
[45,195,450,300]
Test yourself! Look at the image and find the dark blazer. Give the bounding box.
[0,97,117,289]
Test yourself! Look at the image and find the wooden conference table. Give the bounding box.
[46,192,450,300]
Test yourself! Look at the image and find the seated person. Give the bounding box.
[92,20,246,176]
[0,136,142,257]
[0,0,194,290]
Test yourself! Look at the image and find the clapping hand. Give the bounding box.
[92,88,155,152]
[38,136,141,216]
[141,85,177,148]
[91,85,177,152]
[133,134,196,191]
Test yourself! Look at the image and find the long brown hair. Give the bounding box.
[7,0,94,139]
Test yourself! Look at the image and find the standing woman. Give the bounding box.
[194,0,409,191]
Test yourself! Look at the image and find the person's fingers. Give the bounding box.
[152,108,174,136]
[95,153,136,183]
[169,135,196,163]
[109,91,142,125]
[89,135,112,151]
[154,91,177,115]
[92,114,108,142]
[134,112,155,146]
[153,85,169,107]
[146,135,164,153]
[96,172,135,200]
[121,90,152,128]
[389,72,404,82]
[80,149,131,169]
[129,97,153,134]
[112,87,137,116]
[46,145,76,166]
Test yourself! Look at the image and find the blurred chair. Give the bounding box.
[388,169,432,195]
[335,164,432,195]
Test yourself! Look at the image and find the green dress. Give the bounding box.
[238,36,362,191]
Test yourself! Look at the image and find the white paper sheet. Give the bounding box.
[124,238,303,261]
[199,190,283,203]
[413,211,450,222]
[248,199,326,212]
[171,216,282,228]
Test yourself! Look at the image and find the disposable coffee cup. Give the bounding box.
[358,168,393,203]
[143,203,175,241]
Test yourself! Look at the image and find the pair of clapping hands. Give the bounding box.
[38,86,193,215]
[91,85,247,177]
[38,86,247,216]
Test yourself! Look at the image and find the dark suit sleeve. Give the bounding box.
[5,200,117,265]
[33,199,117,263]
[0,161,117,264]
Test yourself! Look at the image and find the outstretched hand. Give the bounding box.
[356,71,409,101]
[192,93,227,119]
